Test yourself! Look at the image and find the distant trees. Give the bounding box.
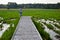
[17,3,60,9]
[0,4,7,8]
[7,2,17,9]
[0,2,60,9]
[23,4,60,9]
[57,3,60,9]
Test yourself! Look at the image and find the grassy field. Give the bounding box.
[0,9,20,40]
[23,9,60,20]
[23,9,60,40]
[0,9,60,40]
[32,18,52,40]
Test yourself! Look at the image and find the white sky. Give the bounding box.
[0,0,60,4]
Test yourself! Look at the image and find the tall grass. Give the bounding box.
[23,9,60,20]
[0,9,20,40]
[32,17,52,40]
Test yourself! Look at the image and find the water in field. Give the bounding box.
[37,19,60,40]
[39,19,60,30]
[10,18,16,21]
[50,24,60,30]
[0,23,10,37]
[0,17,15,37]
[40,22,59,40]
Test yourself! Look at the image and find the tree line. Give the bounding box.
[0,2,60,9]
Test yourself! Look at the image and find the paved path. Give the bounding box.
[11,16,42,40]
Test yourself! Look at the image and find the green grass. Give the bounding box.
[43,23,60,35]
[32,17,52,40]
[0,9,60,40]
[54,24,60,29]
[54,30,60,35]
[0,9,20,40]
[0,10,20,19]
[23,9,60,20]
[44,23,54,30]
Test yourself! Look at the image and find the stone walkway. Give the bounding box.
[11,16,42,40]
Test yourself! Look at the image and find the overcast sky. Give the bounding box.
[0,0,60,4]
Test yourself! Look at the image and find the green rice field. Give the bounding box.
[0,9,20,40]
[23,9,60,20]
[0,9,60,40]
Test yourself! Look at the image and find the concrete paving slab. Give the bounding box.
[11,16,42,40]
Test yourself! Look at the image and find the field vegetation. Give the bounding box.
[0,9,60,40]
[0,9,20,40]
